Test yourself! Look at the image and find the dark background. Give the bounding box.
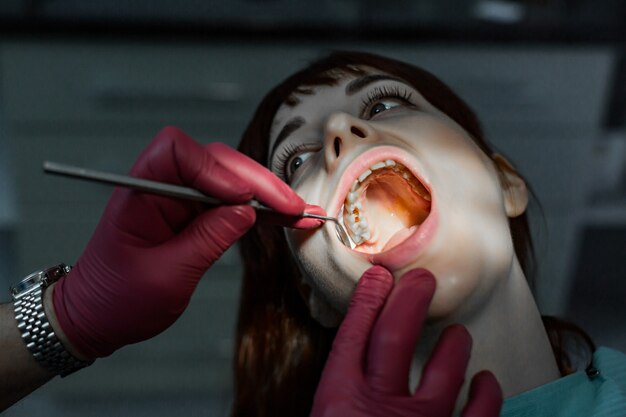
[1,1,625,416]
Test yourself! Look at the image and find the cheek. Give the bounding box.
[285,226,362,313]
[401,178,514,319]
[285,162,363,312]
[424,219,514,319]
[290,164,326,203]
[394,119,516,318]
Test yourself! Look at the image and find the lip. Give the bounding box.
[327,145,438,270]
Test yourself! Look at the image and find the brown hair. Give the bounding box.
[232,51,591,416]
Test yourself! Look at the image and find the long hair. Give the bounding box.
[232,51,591,416]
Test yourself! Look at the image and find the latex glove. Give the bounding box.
[311,266,502,417]
[53,126,315,360]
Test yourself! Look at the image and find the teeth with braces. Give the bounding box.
[341,160,430,246]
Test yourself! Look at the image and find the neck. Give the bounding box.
[410,258,561,409]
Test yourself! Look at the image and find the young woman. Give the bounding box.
[232,51,625,416]
[3,51,623,417]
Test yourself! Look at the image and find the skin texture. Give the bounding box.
[0,302,54,410]
[268,69,561,409]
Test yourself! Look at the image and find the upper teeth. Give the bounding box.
[357,169,372,182]
[342,160,400,245]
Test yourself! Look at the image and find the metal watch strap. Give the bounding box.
[13,272,92,377]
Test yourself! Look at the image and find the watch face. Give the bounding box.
[11,271,44,298]
[11,264,68,299]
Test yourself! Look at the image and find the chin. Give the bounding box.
[410,230,515,321]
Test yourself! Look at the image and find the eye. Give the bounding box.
[272,142,321,184]
[360,85,415,120]
[286,150,315,181]
[368,100,403,118]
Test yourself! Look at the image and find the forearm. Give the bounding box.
[0,282,86,411]
[0,301,53,410]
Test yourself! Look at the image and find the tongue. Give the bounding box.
[381,225,418,252]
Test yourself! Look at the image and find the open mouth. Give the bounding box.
[338,159,432,253]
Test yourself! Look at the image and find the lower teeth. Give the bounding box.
[341,164,431,249]
[343,204,369,245]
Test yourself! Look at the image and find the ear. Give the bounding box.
[493,154,528,218]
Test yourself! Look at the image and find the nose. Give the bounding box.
[324,112,375,169]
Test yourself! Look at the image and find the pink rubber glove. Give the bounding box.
[311,266,502,417]
[53,126,314,360]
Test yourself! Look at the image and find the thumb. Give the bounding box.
[326,266,394,377]
[460,371,503,417]
[162,204,255,271]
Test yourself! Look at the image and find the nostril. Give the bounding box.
[351,126,366,138]
[333,137,341,157]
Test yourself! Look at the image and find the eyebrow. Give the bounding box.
[345,74,406,95]
[270,116,306,161]
[268,75,406,162]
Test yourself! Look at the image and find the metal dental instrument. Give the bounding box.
[43,161,351,246]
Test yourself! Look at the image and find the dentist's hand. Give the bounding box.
[311,266,502,417]
[51,126,312,360]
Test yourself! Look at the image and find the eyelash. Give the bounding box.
[360,85,414,117]
[273,142,315,182]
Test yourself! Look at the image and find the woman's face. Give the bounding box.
[268,68,525,322]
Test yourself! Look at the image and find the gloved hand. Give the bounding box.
[52,126,316,360]
[311,266,502,417]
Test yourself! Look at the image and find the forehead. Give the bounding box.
[270,68,399,140]
[271,74,354,132]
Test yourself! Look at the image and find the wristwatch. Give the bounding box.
[10,264,92,377]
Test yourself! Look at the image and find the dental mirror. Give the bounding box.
[43,161,353,247]
[334,221,352,248]
[295,211,352,247]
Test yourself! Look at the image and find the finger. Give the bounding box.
[365,268,436,395]
[121,128,248,241]
[460,371,503,417]
[131,128,257,204]
[257,204,326,229]
[130,127,305,214]
[204,142,305,216]
[414,324,472,413]
[159,204,256,271]
[130,127,226,192]
[326,266,394,377]
[117,128,212,239]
